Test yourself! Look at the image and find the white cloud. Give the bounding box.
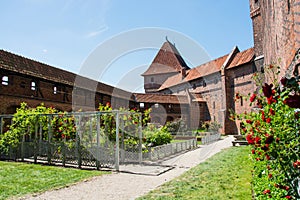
[86,25,108,38]
[42,49,48,53]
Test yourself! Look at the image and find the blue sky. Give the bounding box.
[0,0,253,92]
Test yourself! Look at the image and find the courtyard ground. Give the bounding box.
[19,135,234,200]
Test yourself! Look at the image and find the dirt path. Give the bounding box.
[20,135,234,200]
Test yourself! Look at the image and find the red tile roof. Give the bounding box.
[158,54,228,91]
[0,49,133,99]
[142,41,190,76]
[133,93,189,104]
[158,47,254,91]
[227,47,254,69]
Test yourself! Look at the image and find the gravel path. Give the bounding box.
[20,135,234,200]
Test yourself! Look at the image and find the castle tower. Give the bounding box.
[250,0,300,76]
[249,0,263,58]
[142,39,190,93]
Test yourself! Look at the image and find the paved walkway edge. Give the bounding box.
[21,135,235,200]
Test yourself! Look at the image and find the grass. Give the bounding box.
[0,161,108,200]
[138,146,253,200]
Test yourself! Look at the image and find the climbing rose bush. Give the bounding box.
[233,65,300,199]
[0,103,77,154]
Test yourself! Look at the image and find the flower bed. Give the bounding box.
[232,65,300,199]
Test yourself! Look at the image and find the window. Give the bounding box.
[31,81,36,90]
[53,86,57,94]
[2,76,8,85]
[203,81,207,87]
[241,97,243,106]
[139,102,144,108]
[213,101,215,109]
[150,77,154,83]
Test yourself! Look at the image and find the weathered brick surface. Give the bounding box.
[250,0,300,75]
[0,69,135,114]
[224,63,257,134]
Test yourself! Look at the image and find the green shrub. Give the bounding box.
[0,103,60,154]
[232,64,300,199]
[164,118,187,133]
[201,121,221,132]
[143,126,172,147]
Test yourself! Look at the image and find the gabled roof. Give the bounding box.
[227,47,254,69]
[158,47,255,91]
[0,49,133,99]
[133,93,189,104]
[142,41,190,76]
[158,54,228,91]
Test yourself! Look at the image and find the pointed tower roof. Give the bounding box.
[142,40,190,76]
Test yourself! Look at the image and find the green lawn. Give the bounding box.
[0,161,108,200]
[138,146,253,200]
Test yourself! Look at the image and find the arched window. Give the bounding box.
[53,86,57,94]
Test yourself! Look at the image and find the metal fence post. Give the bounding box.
[77,114,82,169]
[21,134,25,161]
[120,115,125,164]
[148,147,152,161]
[34,120,38,164]
[115,111,120,171]
[39,122,42,154]
[138,114,142,164]
[47,115,52,164]
[96,114,101,170]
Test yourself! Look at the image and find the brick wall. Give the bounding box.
[0,70,135,114]
[250,0,300,75]
[250,0,264,57]
[144,72,177,93]
[225,63,257,134]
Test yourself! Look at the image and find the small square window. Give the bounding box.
[2,76,8,85]
[53,86,57,94]
[31,81,36,90]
